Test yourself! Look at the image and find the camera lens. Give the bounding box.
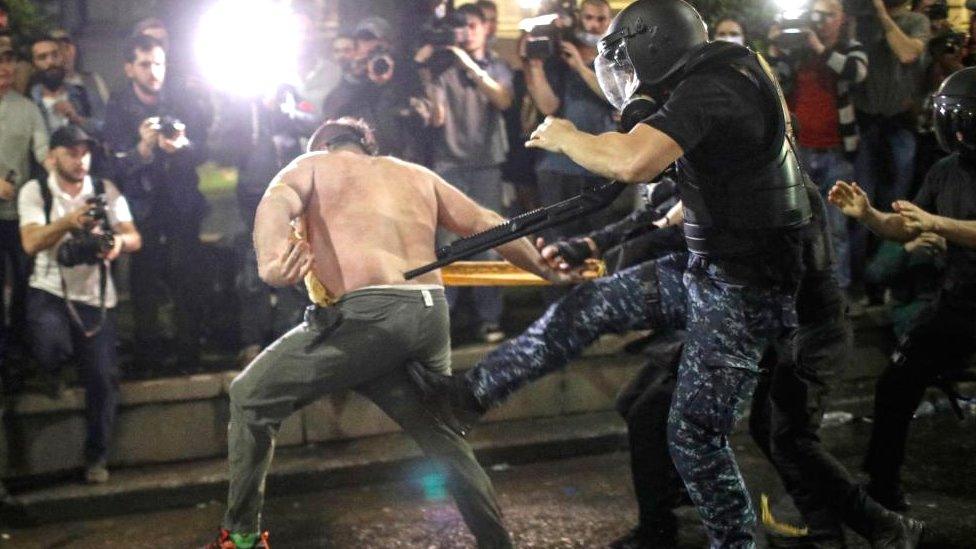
[373,57,391,75]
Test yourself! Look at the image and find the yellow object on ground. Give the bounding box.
[760,493,810,537]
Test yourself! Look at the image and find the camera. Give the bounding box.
[520,1,579,60]
[57,195,115,267]
[150,115,186,139]
[366,45,395,81]
[775,6,831,50]
[931,31,966,57]
[421,11,468,47]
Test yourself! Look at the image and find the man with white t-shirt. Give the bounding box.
[18,125,141,484]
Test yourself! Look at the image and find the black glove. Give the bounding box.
[553,238,593,267]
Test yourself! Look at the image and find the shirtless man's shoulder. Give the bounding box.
[284,151,440,191]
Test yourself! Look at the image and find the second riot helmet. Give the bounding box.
[933,67,976,160]
[595,0,708,110]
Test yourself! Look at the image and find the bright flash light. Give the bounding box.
[775,0,810,12]
[520,0,543,11]
[195,0,301,97]
[519,13,558,32]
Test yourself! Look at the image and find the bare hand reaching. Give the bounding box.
[828,180,870,219]
[893,200,939,233]
[904,231,947,254]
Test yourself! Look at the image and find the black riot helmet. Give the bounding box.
[596,0,708,110]
[933,67,976,160]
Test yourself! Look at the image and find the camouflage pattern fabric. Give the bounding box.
[465,252,689,408]
[667,255,799,549]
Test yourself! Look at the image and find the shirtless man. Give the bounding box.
[205,118,572,549]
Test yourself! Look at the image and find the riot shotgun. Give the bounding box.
[404,180,627,280]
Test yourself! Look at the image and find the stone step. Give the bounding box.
[4,412,630,526]
[1,336,647,478]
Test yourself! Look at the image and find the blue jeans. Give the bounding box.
[26,288,119,464]
[852,117,916,282]
[436,166,504,325]
[798,147,854,289]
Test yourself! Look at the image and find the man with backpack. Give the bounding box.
[17,125,141,484]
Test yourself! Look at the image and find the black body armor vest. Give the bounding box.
[673,43,812,257]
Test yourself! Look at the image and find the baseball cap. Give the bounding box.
[50,125,96,149]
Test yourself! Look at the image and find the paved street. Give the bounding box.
[3,410,973,548]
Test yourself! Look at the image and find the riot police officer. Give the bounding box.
[525,0,923,545]
[831,66,976,515]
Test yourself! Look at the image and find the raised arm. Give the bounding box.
[893,200,976,249]
[254,155,316,287]
[527,118,683,183]
[828,180,918,242]
[873,0,926,64]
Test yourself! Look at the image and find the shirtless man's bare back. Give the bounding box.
[206,119,569,549]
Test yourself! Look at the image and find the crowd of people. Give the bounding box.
[0,0,974,546]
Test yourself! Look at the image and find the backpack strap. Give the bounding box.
[39,178,53,225]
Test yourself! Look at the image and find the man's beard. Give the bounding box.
[55,164,84,184]
[38,67,66,91]
[134,79,161,98]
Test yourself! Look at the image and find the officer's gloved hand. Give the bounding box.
[553,237,593,267]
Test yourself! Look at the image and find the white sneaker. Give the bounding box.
[85,461,109,484]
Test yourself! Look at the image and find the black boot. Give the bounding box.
[407,362,485,437]
[866,481,911,512]
[869,509,924,549]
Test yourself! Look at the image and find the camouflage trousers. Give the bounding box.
[465,252,689,408]
[668,255,799,549]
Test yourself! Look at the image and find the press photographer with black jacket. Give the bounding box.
[18,125,141,485]
[103,34,209,369]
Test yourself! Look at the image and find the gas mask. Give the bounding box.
[620,94,662,132]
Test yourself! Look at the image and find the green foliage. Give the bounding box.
[3,0,52,51]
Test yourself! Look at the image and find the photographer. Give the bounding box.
[321,32,367,120]
[18,125,141,484]
[321,21,434,163]
[103,34,209,370]
[418,2,514,342]
[851,0,929,284]
[768,0,868,291]
[523,0,616,247]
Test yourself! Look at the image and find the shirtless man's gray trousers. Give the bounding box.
[222,286,512,548]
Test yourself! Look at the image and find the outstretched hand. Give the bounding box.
[526,116,576,153]
[893,200,938,233]
[828,180,870,219]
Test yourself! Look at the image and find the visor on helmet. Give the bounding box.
[596,34,641,111]
[933,96,976,158]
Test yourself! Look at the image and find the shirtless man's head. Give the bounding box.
[307,117,379,156]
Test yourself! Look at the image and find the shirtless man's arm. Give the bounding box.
[255,155,316,287]
[433,174,578,284]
